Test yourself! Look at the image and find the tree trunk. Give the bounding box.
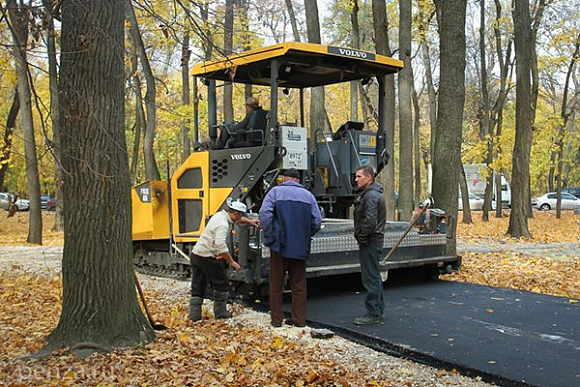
[350,0,360,121]
[127,0,160,180]
[421,40,437,168]
[8,1,42,245]
[372,0,396,220]
[43,2,64,232]
[548,151,556,192]
[200,0,214,61]
[46,0,154,350]
[530,0,548,119]
[0,89,19,191]
[507,0,533,239]
[223,0,234,122]
[555,32,579,219]
[285,0,301,42]
[398,0,414,220]
[129,41,145,180]
[431,0,466,255]
[492,0,512,218]
[239,0,253,100]
[304,0,325,135]
[359,83,371,129]
[479,0,494,222]
[412,88,421,208]
[181,31,191,161]
[459,164,472,224]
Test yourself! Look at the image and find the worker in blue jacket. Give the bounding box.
[259,168,322,327]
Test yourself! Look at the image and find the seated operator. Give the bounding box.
[216,97,268,149]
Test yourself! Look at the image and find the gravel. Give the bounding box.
[0,245,495,386]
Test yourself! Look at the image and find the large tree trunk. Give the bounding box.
[507,0,533,239]
[8,1,42,244]
[43,1,64,232]
[46,0,154,350]
[372,0,396,221]
[181,31,191,161]
[304,0,325,135]
[127,0,160,180]
[0,89,19,191]
[431,0,466,256]
[223,0,234,122]
[398,0,414,220]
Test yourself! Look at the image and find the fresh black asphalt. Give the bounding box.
[278,276,580,387]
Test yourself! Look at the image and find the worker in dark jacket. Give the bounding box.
[216,96,268,148]
[259,168,322,327]
[353,165,386,325]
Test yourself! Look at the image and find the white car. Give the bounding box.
[458,193,485,210]
[532,192,580,211]
[0,192,29,211]
[15,198,30,211]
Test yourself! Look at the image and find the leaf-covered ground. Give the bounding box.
[0,210,578,386]
[0,273,491,387]
[456,210,580,244]
[445,211,580,300]
[0,274,366,386]
[0,212,63,246]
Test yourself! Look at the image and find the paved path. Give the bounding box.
[457,241,579,261]
[283,278,580,387]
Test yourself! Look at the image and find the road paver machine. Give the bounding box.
[131,42,460,294]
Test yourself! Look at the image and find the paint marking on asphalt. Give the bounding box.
[465,317,580,350]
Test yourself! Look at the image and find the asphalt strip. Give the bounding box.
[262,278,580,387]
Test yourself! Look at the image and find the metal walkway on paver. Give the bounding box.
[280,278,580,387]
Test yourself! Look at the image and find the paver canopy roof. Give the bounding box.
[192,42,404,88]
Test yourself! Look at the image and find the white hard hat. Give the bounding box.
[228,200,247,214]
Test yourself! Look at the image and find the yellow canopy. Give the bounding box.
[192,42,403,88]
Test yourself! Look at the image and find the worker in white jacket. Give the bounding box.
[189,200,258,321]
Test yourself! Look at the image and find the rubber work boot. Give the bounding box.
[354,314,382,326]
[189,296,203,322]
[213,291,232,319]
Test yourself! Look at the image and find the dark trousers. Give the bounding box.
[359,241,385,317]
[190,253,229,297]
[269,251,307,325]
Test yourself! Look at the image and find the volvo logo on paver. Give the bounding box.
[328,46,375,61]
[231,154,252,160]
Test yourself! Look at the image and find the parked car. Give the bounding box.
[562,187,580,199]
[458,193,485,211]
[46,197,58,211]
[15,198,29,211]
[532,192,580,211]
[0,192,10,210]
[0,192,30,211]
[40,194,52,210]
